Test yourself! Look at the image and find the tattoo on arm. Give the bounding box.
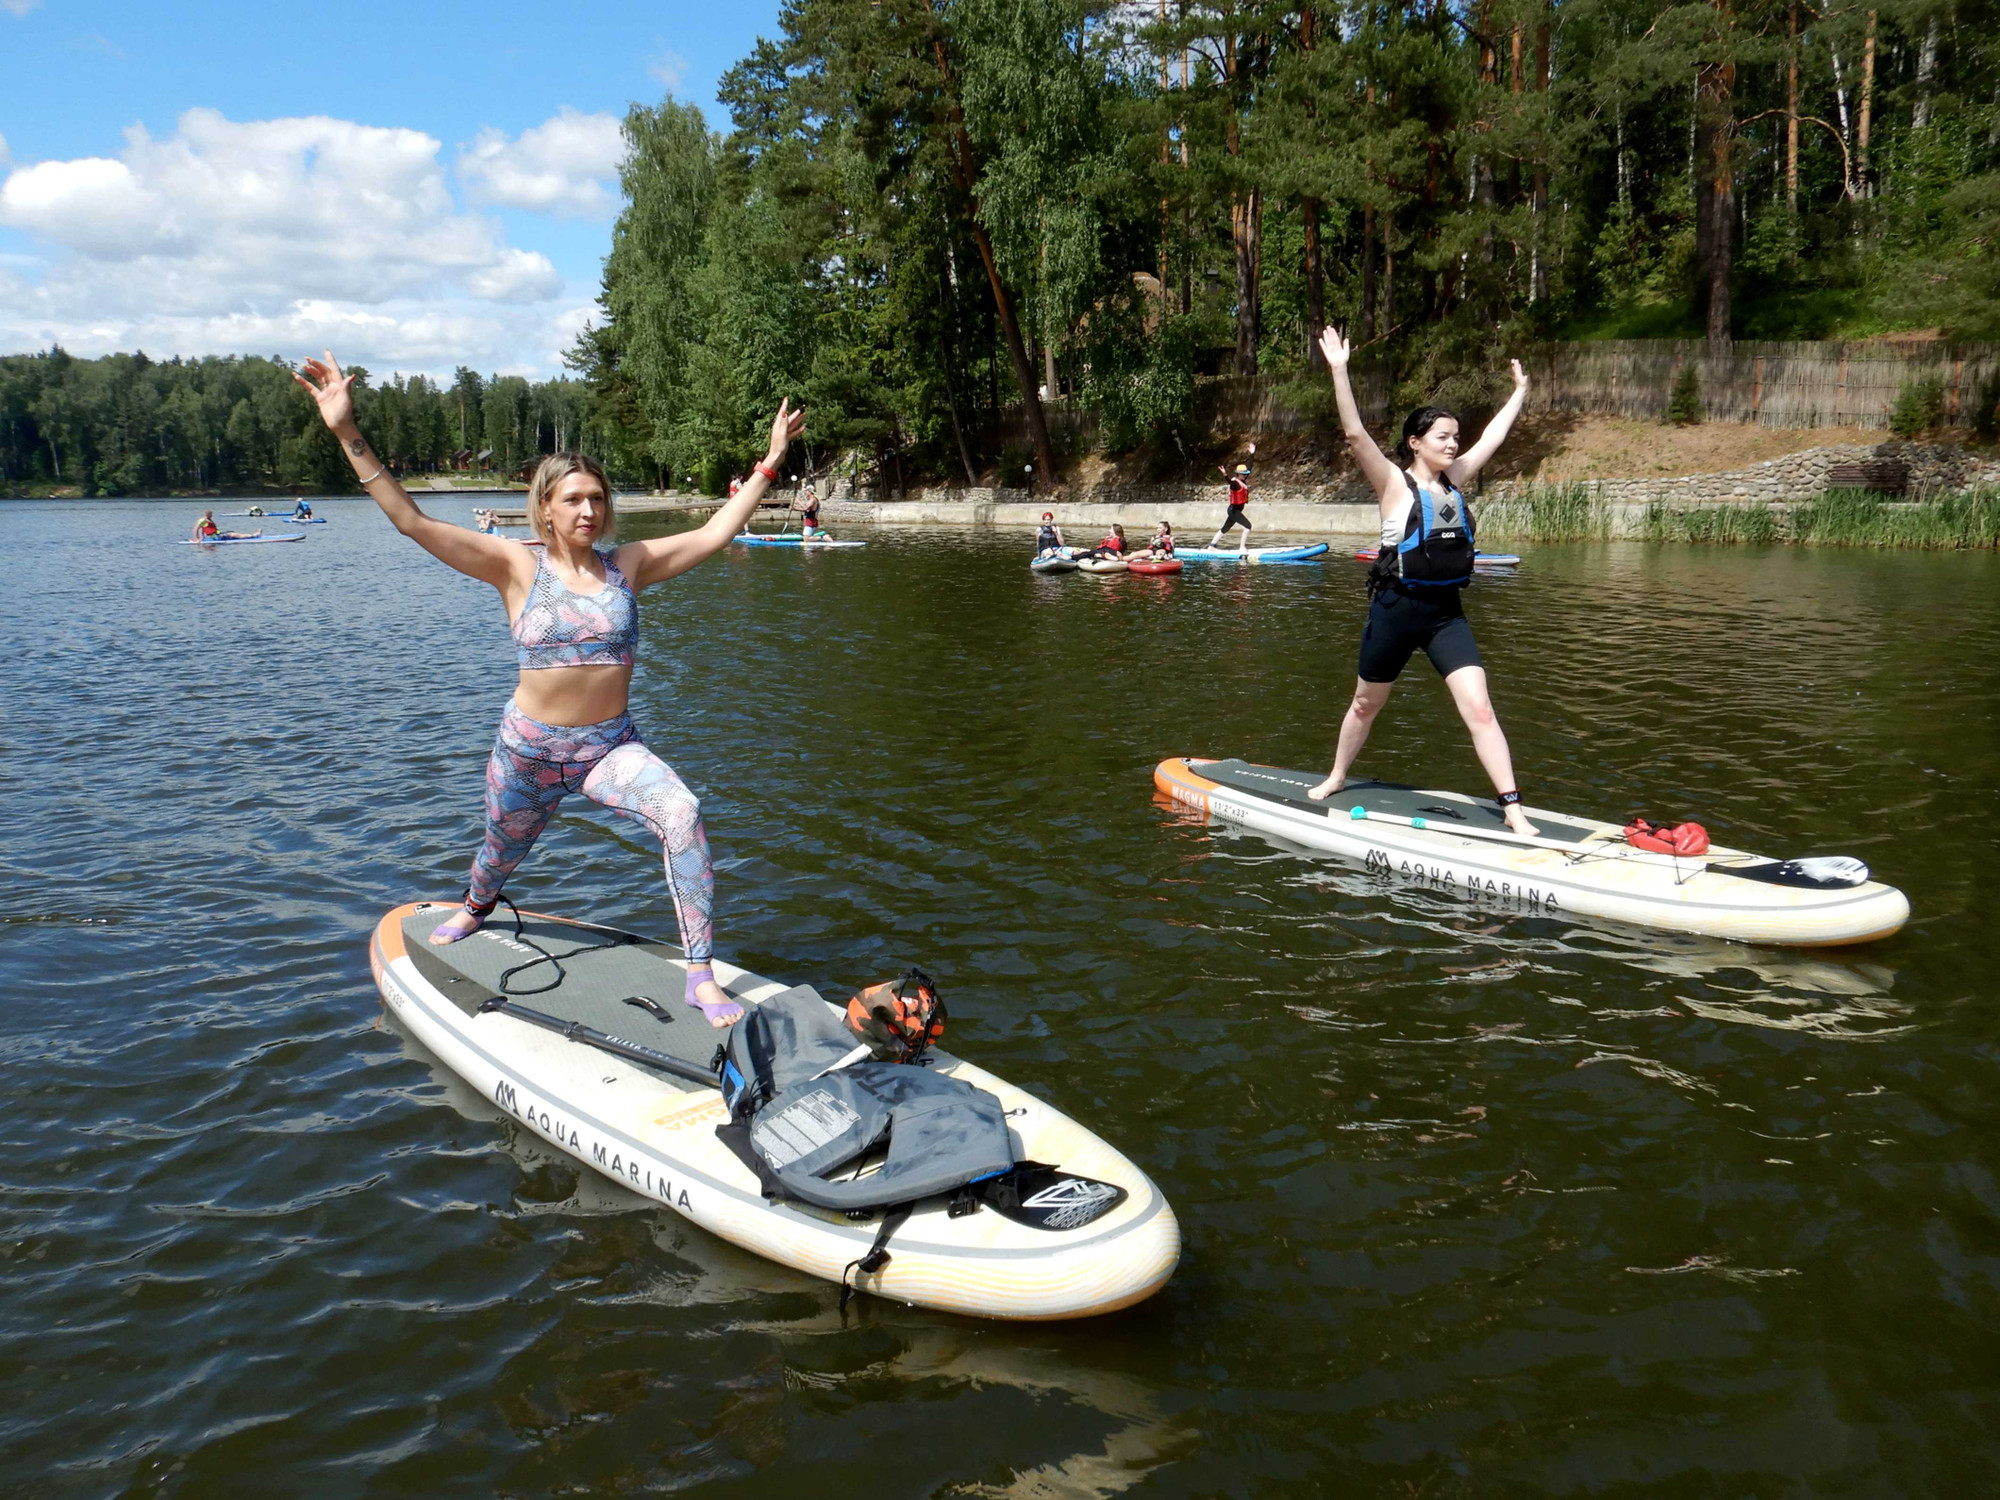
[348,437,367,455]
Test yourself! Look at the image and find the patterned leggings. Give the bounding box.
[466,701,714,963]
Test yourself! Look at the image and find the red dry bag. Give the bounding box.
[1624,817,1711,856]
[844,968,947,1064]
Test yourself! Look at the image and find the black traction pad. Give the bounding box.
[1194,760,1603,847]
[401,907,820,1087]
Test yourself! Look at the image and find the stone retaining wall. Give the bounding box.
[1483,441,2000,506]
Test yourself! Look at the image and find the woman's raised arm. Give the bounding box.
[1317,327,1403,504]
[622,400,807,589]
[1449,359,1529,487]
[294,352,524,592]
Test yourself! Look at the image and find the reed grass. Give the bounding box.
[1641,502,1782,544]
[1477,483,2000,548]
[1788,486,2000,548]
[1473,482,1611,542]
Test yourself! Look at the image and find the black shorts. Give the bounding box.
[1220,505,1252,532]
[1356,585,1483,683]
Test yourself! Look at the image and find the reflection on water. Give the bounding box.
[3,499,1997,1494]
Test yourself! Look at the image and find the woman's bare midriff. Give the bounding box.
[511,663,635,727]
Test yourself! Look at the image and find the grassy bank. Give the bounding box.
[1475,483,2000,548]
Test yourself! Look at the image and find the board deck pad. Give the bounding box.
[400,907,809,1089]
[1194,759,1602,846]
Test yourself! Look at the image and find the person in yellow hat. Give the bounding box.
[1207,443,1256,551]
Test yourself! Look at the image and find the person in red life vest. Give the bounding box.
[727,476,743,498]
[190,509,254,542]
[1303,327,1537,836]
[1130,520,1175,561]
[1078,522,1126,561]
[793,483,827,538]
[1207,443,1256,551]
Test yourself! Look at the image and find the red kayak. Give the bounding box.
[1128,558,1184,576]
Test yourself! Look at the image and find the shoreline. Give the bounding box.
[813,486,2000,550]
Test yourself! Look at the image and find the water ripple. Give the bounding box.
[2,501,1997,1493]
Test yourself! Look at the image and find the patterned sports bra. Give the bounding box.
[511,546,639,669]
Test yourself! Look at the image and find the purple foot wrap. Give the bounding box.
[683,967,743,1026]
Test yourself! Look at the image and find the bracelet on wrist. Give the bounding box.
[356,465,385,486]
[753,460,779,482]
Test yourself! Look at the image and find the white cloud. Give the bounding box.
[465,246,563,303]
[649,49,689,90]
[456,108,625,220]
[0,133,10,168]
[0,294,600,382]
[3,0,44,17]
[0,108,587,376]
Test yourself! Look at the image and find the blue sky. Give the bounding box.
[0,0,783,377]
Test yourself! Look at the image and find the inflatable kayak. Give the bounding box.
[733,533,866,548]
[1171,543,1329,564]
[177,533,303,544]
[1077,556,1129,574]
[1352,548,1520,569]
[1154,758,1909,947]
[1031,555,1079,574]
[370,903,1178,1318]
[1127,558,1183,575]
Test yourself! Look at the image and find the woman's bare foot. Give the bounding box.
[684,968,744,1028]
[1305,775,1344,802]
[1503,806,1541,838]
[429,904,490,944]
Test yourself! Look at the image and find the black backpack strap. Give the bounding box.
[840,1204,912,1314]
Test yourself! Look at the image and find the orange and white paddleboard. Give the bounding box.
[371,902,1179,1319]
[1155,758,1910,947]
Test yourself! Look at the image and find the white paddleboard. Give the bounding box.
[1155,758,1909,947]
[371,903,1179,1319]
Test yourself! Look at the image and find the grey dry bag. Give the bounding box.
[715,986,1016,1214]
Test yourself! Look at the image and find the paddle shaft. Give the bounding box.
[480,996,721,1089]
[1344,806,1706,871]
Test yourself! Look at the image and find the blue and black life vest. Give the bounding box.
[1390,470,1475,587]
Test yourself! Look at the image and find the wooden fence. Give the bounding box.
[1530,340,2000,429]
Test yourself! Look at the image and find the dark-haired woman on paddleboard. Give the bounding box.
[1304,328,1537,837]
[296,350,805,1027]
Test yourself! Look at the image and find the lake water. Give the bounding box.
[3,497,1996,1496]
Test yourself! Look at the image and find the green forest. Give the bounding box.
[5,0,1996,496]
[0,349,589,496]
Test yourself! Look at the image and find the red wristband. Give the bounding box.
[754,460,779,482]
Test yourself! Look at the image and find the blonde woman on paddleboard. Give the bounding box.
[296,350,806,1027]
[1305,328,1537,837]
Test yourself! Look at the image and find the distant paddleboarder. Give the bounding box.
[191,509,254,541]
[296,349,807,1028]
[1079,522,1126,561]
[1304,328,1537,837]
[1034,512,1065,559]
[1130,520,1176,561]
[1206,444,1255,552]
[795,482,826,538]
